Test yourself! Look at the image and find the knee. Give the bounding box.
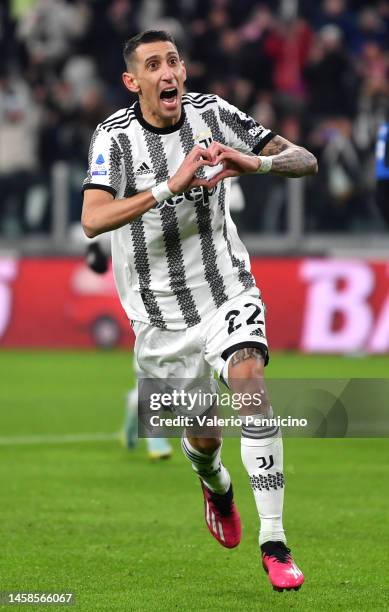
[227,348,270,414]
[228,347,265,382]
[187,436,222,454]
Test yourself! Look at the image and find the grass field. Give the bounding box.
[1,351,388,611]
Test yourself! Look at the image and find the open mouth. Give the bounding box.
[160,87,178,109]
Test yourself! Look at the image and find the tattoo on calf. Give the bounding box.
[230,347,263,367]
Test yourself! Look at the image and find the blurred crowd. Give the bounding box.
[1,0,388,237]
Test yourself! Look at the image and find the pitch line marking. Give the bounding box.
[0,432,120,446]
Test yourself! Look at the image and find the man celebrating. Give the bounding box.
[82,30,317,592]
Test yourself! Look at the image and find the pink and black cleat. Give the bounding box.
[201,482,242,548]
[261,541,304,592]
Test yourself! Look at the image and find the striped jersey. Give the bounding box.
[82,93,275,329]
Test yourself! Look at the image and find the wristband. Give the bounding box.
[256,155,273,174]
[151,180,174,203]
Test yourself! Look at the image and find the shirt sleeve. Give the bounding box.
[216,96,275,155]
[82,125,123,197]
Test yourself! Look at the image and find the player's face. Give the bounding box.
[122,41,187,128]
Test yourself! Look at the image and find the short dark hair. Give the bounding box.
[123,30,178,69]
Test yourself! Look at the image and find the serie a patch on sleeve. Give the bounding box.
[92,153,108,175]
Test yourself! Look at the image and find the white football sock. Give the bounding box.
[241,428,286,545]
[181,437,231,494]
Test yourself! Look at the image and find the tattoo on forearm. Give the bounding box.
[271,147,317,177]
[230,347,263,367]
[261,135,317,177]
[262,136,289,156]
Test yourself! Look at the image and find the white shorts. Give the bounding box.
[132,287,268,395]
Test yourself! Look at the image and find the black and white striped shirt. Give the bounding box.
[83,93,275,329]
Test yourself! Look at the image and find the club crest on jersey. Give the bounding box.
[194,130,212,148]
[155,185,217,210]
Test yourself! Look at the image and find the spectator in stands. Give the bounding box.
[306,117,366,231]
[0,71,40,236]
[264,15,313,100]
[304,24,358,119]
[314,0,359,49]
[17,0,90,70]
[0,0,388,236]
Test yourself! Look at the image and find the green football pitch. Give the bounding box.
[0,351,388,611]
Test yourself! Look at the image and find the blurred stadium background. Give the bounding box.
[0,0,389,351]
[1,1,389,609]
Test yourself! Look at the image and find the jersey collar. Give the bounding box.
[134,101,186,134]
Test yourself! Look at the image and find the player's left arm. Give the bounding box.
[210,96,317,184]
[202,138,317,188]
[259,134,318,177]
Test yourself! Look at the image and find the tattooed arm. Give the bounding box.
[204,137,318,188]
[260,135,318,178]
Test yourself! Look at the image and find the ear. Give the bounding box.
[122,71,140,94]
[181,59,187,84]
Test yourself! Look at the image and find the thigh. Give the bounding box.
[132,321,218,418]
[204,288,269,382]
[132,321,208,380]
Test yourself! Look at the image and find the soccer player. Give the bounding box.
[85,240,173,459]
[376,122,389,226]
[81,30,317,592]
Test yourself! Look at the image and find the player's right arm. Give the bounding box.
[82,189,157,238]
